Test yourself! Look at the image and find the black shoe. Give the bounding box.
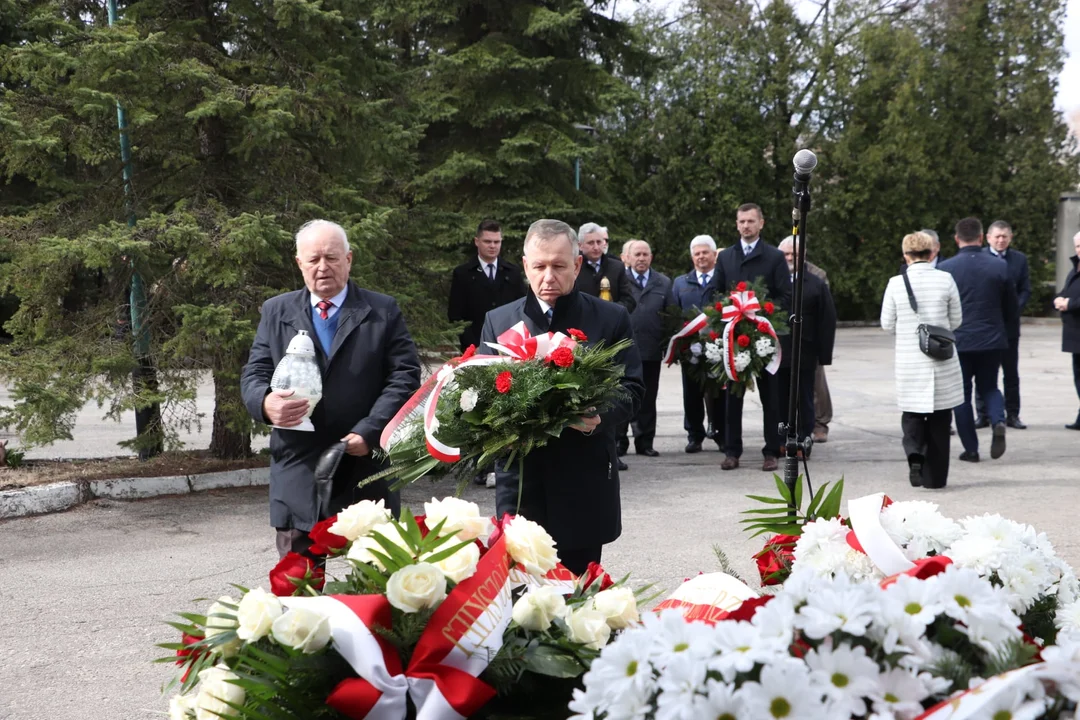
[959,451,980,462]
[616,440,629,457]
[617,458,629,471]
[1067,421,1080,431]
[1006,416,1026,430]
[685,441,703,454]
[974,417,990,430]
[950,427,956,436]
[909,463,923,488]
[990,422,1006,459]
[636,447,660,457]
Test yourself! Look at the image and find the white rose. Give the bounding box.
[511,586,568,631]
[424,497,493,541]
[386,562,448,613]
[459,388,479,412]
[271,607,331,653]
[330,499,392,541]
[203,596,242,657]
[591,587,639,629]
[346,521,413,570]
[566,606,612,650]
[236,587,283,642]
[504,517,559,576]
[689,342,703,356]
[194,665,244,720]
[168,694,195,720]
[429,541,481,583]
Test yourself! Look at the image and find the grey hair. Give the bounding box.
[627,239,650,253]
[524,219,580,256]
[296,219,350,255]
[578,222,608,239]
[778,235,800,251]
[919,229,941,248]
[689,235,716,253]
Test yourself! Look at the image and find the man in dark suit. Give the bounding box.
[241,220,422,558]
[714,203,793,472]
[777,237,836,452]
[618,240,672,457]
[938,217,1019,462]
[479,219,644,575]
[575,222,636,314]
[975,220,1031,429]
[669,234,724,453]
[899,229,941,274]
[448,220,525,352]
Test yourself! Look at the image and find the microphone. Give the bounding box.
[793,149,818,193]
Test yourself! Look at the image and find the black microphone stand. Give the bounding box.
[781,178,813,513]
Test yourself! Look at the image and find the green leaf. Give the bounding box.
[817,478,846,520]
[805,481,829,518]
[746,494,790,505]
[793,476,803,510]
[524,644,586,678]
[773,475,792,504]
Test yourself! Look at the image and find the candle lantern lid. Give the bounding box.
[286,330,316,357]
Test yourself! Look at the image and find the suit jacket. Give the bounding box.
[1058,256,1080,354]
[669,269,721,312]
[448,256,525,350]
[983,247,1031,338]
[575,255,636,313]
[240,282,422,531]
[478,291,644,548]
[626,269,673,362]
[938,246,1019,352]
[716,240,793,314]
[780,272,837,367]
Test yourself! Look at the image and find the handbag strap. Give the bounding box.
[901,268,920,315]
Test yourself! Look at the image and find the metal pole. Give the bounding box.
[575,157,581,191]
[782,188,812,511]
[108,0,163,459]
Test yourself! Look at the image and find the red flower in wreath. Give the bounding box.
[496,371,513,393]
[764,301,775,314]
[567,328,588,342]
[737,334,751,348]
[460,344,477,361]
[736,281,748,292]
[308,516,348,555]
[709,331,720,341]
[714,302,724,312]
[549,346,575,368]
[757,320,771,333]
[269,552,326,596]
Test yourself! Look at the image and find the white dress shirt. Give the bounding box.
[742,238,760,255]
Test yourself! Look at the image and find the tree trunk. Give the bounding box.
[209,368,252,459]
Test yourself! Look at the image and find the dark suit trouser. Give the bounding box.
[955,350,1004,454]
[681,367,723,445]
[976,335,1020,420]
[1073,353,1080,415]
[623,361,661,450]
[724,371,783,458]
[778,358,817,441]
[901,410,952,489]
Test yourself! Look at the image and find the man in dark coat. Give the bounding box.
[241,220,422,558]
[777,237,836,450]
[619,240,672,457]
[575,222,636,314]
[669,234,724,453]
[938,217,1019,462]
[1055,232,1080,430]
[714,203,793,472]
[974,220,1032,429]
[479,219,644,575]
[448,219,525,352]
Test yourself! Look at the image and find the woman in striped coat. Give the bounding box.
[880,231,964,489]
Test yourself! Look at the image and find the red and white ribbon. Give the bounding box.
[846,493,916,577]
[284,535,515,720]
[484,321,576,361]
[509,563,578,595]
[663,313,708,365]
[652,572,759,625]
[719,290,781,381]
[914,661,1077,719]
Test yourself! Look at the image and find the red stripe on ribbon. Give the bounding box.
[664,313,708,365]
[325,595,401,720]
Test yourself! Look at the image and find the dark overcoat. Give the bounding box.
[669,269,720,313]
[1059,256,1080,354]
[779,271,837,367]
[448,257,525,351]
[938,246,1019,353]
[716,241,793,312]
[478,290,645,549]
[982,247,1032,339]
[240,282,421,531]
[627,270,673,362]
[574,255,636,313]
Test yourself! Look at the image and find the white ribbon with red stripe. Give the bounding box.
[663,313,709,365]
[719,290,781,381]
[483,321,577,361]
[914,661,1080,719]
[847,493,916,577]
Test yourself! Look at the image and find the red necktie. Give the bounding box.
[316,299,333,320]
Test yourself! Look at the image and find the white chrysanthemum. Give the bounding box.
[1056,571,1080,606]
[794,518,850,564]
[751,593,797,646]
[655,653,708,720]
[870,668,930,718]
[693,680,748,720]
[459,388,478,412]
[878,575,945,654]
[754,336,775,357]
[1057,600,1080,633]
[804,642,880,718]
[707,621,786,682]
[733,351,752,372]
[705,341,723,363]
[933,565,1021,650]
[880,501,963,560]
[689,342,703,356]
[797,578,878,639]
[582,627,655,701]
[642,611,714,665]
[737,659,827,720]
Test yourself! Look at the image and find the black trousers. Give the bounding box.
[620,360,661,450]
[681,366,724,444]
[976,335,1020,419]
[901,410,952,489]
[777,358,818,442]
[1073,353,1080,416]
[723,371,783,458]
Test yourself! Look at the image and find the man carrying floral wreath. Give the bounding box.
[478,219,645,575]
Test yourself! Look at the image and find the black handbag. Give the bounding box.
[901,269,956,360]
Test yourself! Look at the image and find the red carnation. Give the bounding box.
[308,516,348,555]
[567,328,588,342]
[496,371,513,394]
[754,534,798,586]
[460,344,477,361]
[757,320,771,333]
[549,346,575,368]
[764,301,775,314]
[176,631,206,682]
[709,331,720,341]
[582,561,614,591]
[736,281,748,292]
[737,334,750,348]
[269,552,326,596]
[714,302,724,312]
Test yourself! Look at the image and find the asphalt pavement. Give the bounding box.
[1,325,1078,720]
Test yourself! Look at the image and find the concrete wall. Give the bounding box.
[1058,192,1080,291]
